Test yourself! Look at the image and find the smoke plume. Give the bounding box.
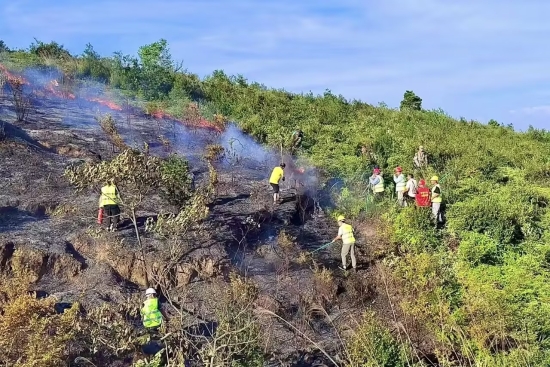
[0,63,320,192]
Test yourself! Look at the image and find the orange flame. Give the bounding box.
[87,97,122,110]
[1,63,222,132]
[150,109,222,132]
[0,63,30,85]
[45,79,75,99]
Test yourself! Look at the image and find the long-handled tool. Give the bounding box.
[309,241,334,254]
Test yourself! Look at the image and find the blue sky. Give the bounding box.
[1,0,549,131]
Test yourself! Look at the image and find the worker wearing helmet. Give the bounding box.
[393,166,406,207]
[140,288,164,331]
[331,215,357,272]
[413,145,428,169]
[360,145,368,157]
[369,168,384,199]
[269,163,286,204]
[430,176,442,223]
[415,179,431,207]
[404,173,418,206]
[291,129,304,152]
[99,178,121,232]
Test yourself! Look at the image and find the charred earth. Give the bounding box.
[0,82,391,366]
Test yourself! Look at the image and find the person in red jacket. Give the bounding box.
[415,179,431,207]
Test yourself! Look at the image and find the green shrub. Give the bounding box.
[346,311,408,367]
[6,38,550,366]
[391,252,462,330]
[160,154,193,209]
[447,185,545,245]
[457,253,550,359]
[385,206,441,253]
[457,232,502,266]
[473,347,550,367]
[335,187,365,218]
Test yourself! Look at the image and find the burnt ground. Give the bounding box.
[0,91,397,366]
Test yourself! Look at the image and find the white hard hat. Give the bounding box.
[145,288,156,295]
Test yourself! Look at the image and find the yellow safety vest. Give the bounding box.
[141,298,163,328]
[394,174,406,192]
[340,223,355,245]
[431,184,442,203]
[269,167,284,184]
[373,175,384,193]
[100,185,118,207]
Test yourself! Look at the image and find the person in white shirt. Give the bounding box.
[404,173,418,207]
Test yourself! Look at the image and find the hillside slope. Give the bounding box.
[1,39,550,366]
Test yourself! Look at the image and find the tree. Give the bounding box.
[6,76,31,122]
[29,38,71,60]
[194,273,264,367]
[0,40,9,53]
[137,39,175,100]
[109,51,140,93]
[488,119,500,127]
[64,148,195,285]
[202,70,236,116]
[0,270,80,366]
[170,71,205,100]
[399,90,422,111]
[159,154,194,209]
[138,39,173,70]
[80,43,110,82]
[95,114,128,152]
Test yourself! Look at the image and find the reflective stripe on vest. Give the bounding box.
[373,175,384,193]
[431,184,442,203]
[340,223,355,245]
[394,174,406,192]
[100,185,117,206]
[141,298,163,328]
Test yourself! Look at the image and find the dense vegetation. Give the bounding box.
[2,38,550,366]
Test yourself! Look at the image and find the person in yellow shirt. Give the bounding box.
[331,215,357,272]
[269,163,286,204]
[141,288,164,331]
[99,178,121,232]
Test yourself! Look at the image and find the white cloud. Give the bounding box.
[510,106,550,115]
[1,0,549,129]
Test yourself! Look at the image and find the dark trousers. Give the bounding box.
[103,205,120,228]
[145,325,161,338]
